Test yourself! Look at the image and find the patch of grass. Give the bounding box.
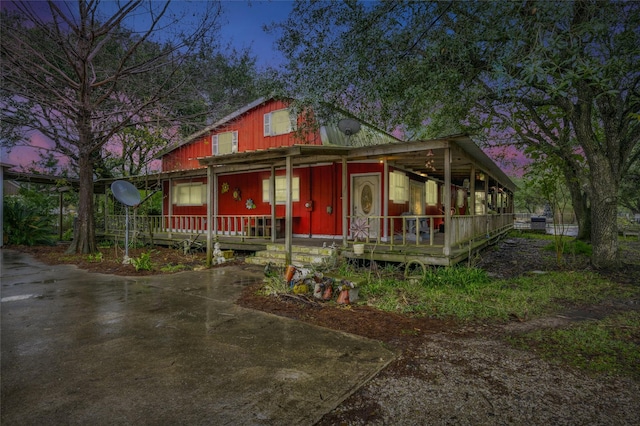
[87,252,103,263]
[360,268,637,321]
[508,311,640,379]
[509,230,555,240]
[97,240,115,249]
[160,263,187,273]
[544,239,592,257]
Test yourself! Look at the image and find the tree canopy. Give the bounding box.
[274,0,640,268]
[1,1,265,253]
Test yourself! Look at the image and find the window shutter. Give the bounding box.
[232,131,238,153]
[264,113,271,136]
[212,135,218,155]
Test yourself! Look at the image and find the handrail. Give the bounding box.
[101,213,514,247]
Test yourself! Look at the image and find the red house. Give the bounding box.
[142,97,516,266]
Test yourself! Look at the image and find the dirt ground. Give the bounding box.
[9,237,640,424]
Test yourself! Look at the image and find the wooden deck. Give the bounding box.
[98,219,512,267]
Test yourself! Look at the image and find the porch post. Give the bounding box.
[213,172,218,235]
[270,166,276,243]
[206,166,213,267]
[285,155,293,265]
[484,175,489,214]
[342,156,348,247]
[470,165,476,216]
[167,178,173,238]
[383,159,389,239]
[443,147,451,256]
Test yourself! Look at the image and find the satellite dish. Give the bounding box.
[338,118,361,136]
[111,180,141,207]
[110,180,140,265]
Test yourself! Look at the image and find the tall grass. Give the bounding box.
[360,267,636,321]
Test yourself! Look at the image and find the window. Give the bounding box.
[173,183,206,206]
[212,131,238,155]
[389,171,409,203]
[264,109,294,136]
[426,180,438,205]
[262,176,300,203]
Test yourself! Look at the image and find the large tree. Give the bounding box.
[0,1,261,254]
[273,0,640,268]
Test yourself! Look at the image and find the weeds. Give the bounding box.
[97,240,115,249]
[160,263,188,273]
[131,251,154,271]
[87,252,103,263]
[544,239,592,257]
[260,275,289,296]
[360,268,636,321]
[508,311,640,379]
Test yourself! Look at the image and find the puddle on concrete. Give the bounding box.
[1,294,40,302]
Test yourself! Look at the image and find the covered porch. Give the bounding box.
[98,135,515,267]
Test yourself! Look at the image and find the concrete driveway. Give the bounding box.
[1,249,394,425]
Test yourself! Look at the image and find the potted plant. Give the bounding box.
[350,217,370,255]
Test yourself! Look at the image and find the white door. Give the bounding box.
[351,174,380,238]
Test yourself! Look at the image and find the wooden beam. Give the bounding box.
[342,156,348,247]
[270,166,276,243]
[470,164,476,216]
[285,155,293,265]
[444,147,451,256]
[206,166,213,267]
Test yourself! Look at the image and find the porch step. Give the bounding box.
[245,244,338,267]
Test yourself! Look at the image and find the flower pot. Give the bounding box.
[337,289,350,304]
[284,265,296,282]
[353,244,365,255]
[348,287,359,302]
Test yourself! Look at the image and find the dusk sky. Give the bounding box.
[0,0,294,171]
[1,1,526,176]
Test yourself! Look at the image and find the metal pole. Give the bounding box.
[124,206,130,263]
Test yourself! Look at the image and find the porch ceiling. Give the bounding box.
[196,135,516,192]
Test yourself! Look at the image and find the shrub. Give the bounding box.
[131,251,153,271]
[3,196,55,246]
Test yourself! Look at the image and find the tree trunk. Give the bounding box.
[563,168,591,241]
[589,160,619,269]
[66,152,96,254]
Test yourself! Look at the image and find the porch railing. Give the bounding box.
[346,213,513,249]
[101,213,513,248]
[103,214,280,240]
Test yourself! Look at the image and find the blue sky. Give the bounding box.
[219,0,293,67]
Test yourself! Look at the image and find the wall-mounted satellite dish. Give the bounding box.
[338,118,361,136]
[111,180,140,264]
[111,180,141,207]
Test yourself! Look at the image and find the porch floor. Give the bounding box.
[99,227,509,268]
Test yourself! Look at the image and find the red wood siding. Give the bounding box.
[162,99,322,172]
[162,139,210,172]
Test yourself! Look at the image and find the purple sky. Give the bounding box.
[1,1,525,177]
[0,0,293,171]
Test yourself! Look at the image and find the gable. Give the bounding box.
[161,98,322,172]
